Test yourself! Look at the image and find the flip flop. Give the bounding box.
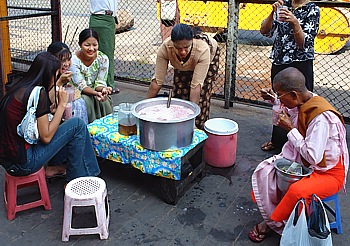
[248,223,269,243]
[111,88,120,94]
[261,141,276,151]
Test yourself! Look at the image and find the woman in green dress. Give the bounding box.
[70,28,112,123]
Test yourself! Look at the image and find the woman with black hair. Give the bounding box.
[259,0,320,151]
[70,28,112,123]
[0,52,100,181]
[48,41,88,124]
[146,23,219,129]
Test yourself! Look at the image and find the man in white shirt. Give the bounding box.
[89,0,119,93]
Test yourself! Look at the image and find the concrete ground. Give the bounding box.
[0,81,349,245]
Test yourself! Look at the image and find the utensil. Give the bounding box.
[266,92,276,98]
[167,88,172,108]
[261,89,276,98]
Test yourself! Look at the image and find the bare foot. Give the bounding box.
[45,165,66,177]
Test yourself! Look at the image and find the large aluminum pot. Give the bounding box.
[131,98,200,151]
[274,158,313,194]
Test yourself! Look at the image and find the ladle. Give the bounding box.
[167,88,172,108]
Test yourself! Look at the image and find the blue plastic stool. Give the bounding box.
[322,193,342,234]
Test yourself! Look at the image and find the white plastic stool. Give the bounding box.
[62,177,109,241]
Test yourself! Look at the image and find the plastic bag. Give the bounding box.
[160,0,176,27]
[280,199,310,246]
[280,196,333,246]
[272,103,285,125]
[308,194,332,246]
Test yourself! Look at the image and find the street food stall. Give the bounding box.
[88,98,208,205]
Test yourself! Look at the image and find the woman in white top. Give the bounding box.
[70,28,112,123]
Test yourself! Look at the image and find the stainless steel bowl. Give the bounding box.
[131,98,200,151]
[274,158,313,194]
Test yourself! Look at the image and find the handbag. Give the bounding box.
[17,86,43,144]
[280,199,310,246]
[308,194,332,246]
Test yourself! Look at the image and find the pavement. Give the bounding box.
[0,81,350,245]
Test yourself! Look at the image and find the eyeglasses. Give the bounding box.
[277,91,292,99]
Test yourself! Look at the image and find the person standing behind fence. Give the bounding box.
[70,28,113,123]
[146,24,219,129]
[89,0,119,94]
[259,0,320,152]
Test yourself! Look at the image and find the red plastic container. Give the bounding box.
[204,118,239,167]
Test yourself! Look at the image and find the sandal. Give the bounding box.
[261,141,276,151]
[248,223,270,243]
[111,88,120,94]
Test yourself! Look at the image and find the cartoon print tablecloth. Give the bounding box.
[88,114,207,180]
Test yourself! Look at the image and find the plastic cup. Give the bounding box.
[65,85,75,103]
[276,5,288,22]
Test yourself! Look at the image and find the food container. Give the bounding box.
[274,158,313,194]
[131,98,200,151]
[118,103,137,136]
[204,118,239,167]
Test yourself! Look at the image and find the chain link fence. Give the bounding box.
[1,0,350,120]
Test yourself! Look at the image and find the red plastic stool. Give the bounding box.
[4,166,51,220]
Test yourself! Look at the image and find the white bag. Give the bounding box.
[280,197,333,246]
[160,0,177,21]
[17,86,43,144]
[280,199,310,246]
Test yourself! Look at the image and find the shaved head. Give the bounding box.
[273,67,308,93]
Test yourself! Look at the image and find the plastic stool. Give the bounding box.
[62,177,109,241]
[4,166,51,220]
[322,193,342,234]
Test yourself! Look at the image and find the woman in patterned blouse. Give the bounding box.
[259,0,320,152]
[70,28,112,123]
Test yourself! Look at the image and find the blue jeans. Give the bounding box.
[6,118,100,181]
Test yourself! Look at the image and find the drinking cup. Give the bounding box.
[63,102,73,121]
[65,84,75,103]
[276,5,288,22]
